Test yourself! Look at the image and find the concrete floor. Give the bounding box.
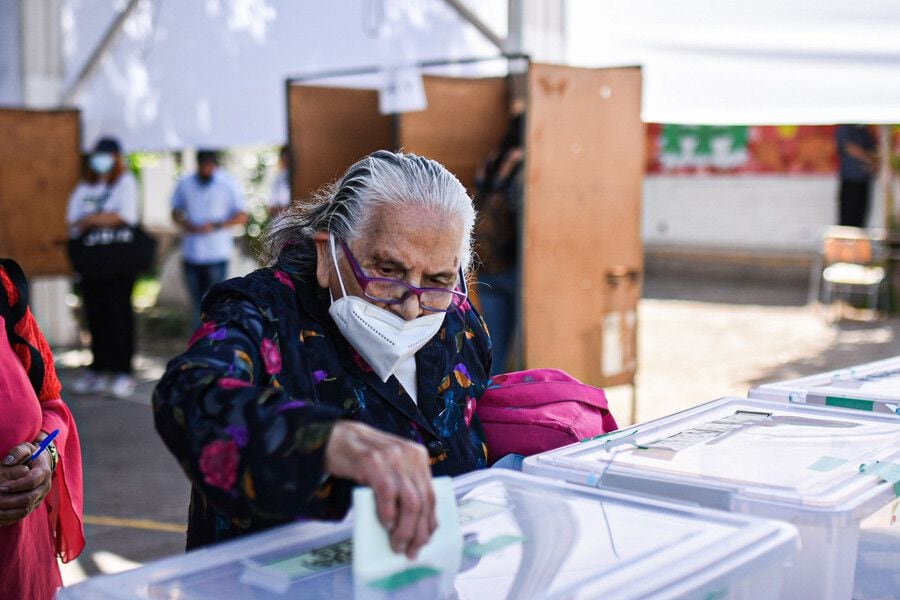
[54,260,900,586]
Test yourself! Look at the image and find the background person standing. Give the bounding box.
[474,102,525,374]
[267,145,291,219]
[171,149,248,325]
[66,137,140,398]
[835,124,878,228]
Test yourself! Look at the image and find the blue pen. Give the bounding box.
[28,429,60,463]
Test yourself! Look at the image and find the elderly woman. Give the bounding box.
[153,151,492,559]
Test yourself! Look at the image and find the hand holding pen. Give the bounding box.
[0,429,58,527]
[27,429,59,465]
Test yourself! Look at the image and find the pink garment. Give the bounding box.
[0,315,41,448]
[0,502,59,600]
[476,368,619,464]
[0,285,84,599]
[38,396,85,564]
[0,316,61,600]
[0,264,85,565]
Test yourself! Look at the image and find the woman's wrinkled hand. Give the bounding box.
[324,421,437,560]
[0,442,52,528]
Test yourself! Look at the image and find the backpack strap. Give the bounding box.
[0,258,29,305]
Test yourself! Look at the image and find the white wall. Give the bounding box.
[20,0,64,107]
[642,175,887,253]
[139,153,178,229]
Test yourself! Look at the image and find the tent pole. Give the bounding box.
[881,124,893,230]
[442,0,506,52]
[286,54,529,84]
[60,0,142,105]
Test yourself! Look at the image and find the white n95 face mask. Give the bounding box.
[326,235,445,382]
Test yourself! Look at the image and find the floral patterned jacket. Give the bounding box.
[152,261,492,548]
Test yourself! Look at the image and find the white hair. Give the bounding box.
[259,150,476,272]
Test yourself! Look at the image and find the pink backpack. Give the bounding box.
[476,368,619,465]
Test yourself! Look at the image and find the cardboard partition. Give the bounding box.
[289,76,509,199]
[398,76,509,193]
[0,109,80,276]
[522,64,643,388]
[287,85,392,201]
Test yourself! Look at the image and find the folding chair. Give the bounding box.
[812,226,887,321]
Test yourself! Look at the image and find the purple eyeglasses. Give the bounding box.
[339,240,468,312]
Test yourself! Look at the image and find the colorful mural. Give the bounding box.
[646,124,840,175]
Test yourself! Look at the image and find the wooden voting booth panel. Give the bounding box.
[0,109,80,276]
[522,64,643,389]
[398,76,508,306]
[288,85,392,200]
[398,76,508,192]
[289,77,508,198]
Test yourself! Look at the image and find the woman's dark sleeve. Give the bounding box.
[152,297,352,521]
[466,302,493,381]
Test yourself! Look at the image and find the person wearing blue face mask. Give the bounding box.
[153,151,493,559]
[66,137,140,399]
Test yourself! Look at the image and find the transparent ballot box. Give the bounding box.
[749,355,900,416]
[854,526,900,599]
[523,397,900,600]
[58,470,798,600]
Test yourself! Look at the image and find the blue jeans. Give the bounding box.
[477,269,518,375]
[183,261,228,328]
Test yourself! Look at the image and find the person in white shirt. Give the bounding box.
[267,145,291,219]
[171,150,248,326]
[66,137,140,399]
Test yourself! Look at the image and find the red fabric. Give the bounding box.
[1,273,63,403]
[476,368,619,464]
[0,263,84,599]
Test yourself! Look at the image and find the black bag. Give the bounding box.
[67,178,158,279]
[67,225,157,279]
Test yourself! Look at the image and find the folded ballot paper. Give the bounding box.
[239,476,462,596]
[353,476,463,594]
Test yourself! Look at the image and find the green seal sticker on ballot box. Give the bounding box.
[825,396,874,412]
[859,462,900,496]
[807,456,848,472]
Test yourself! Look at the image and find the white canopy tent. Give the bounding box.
[566,0,900,125]
[56,0,508,151]
[7,0,900,149]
